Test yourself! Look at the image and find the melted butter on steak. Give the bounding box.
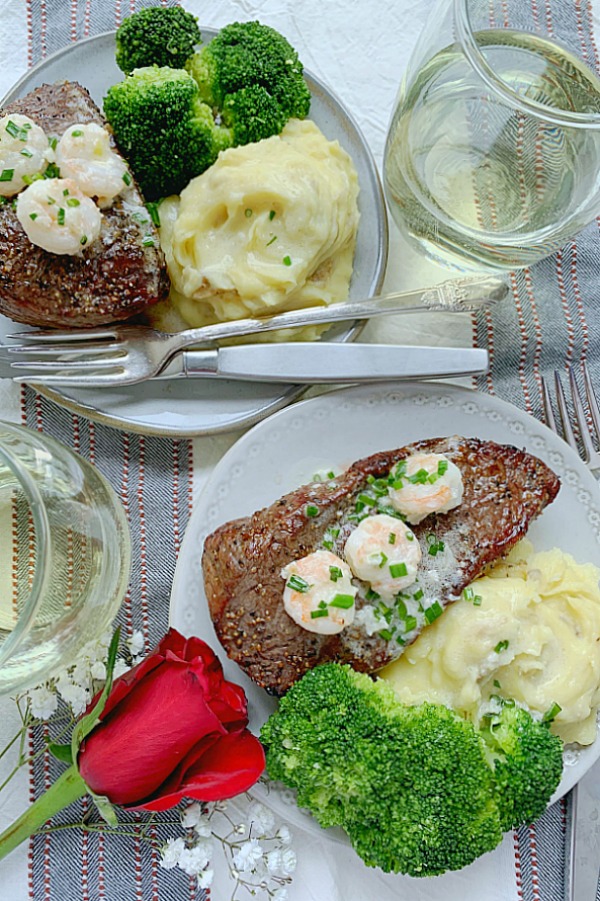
[202,436,561,696]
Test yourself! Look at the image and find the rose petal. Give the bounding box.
[79,662,225,805]
[136,730,266,812]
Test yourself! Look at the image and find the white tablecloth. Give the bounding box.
[1,1,598,899]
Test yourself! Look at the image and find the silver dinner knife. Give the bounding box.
[566,763,600,900]
[151,342,488,382]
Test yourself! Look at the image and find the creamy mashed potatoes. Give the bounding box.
[381,542,600,744]
[153,118,359,336]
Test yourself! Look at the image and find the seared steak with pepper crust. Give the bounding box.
[203,436,560,696]
[0,81,168,327]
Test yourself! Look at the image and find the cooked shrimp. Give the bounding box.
[16,178,102,255]
[55,123,130,208]
[281,549,357,635]
[0,114,51,197]
[388,453,463,524]
[344,513,421,599]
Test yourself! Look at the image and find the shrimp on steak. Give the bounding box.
[202,436,561,696]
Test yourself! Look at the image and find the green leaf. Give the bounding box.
[48,742,73,765]
[90,791,118,827]
[71,627,121,763]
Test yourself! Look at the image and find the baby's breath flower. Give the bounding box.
[181,802,203,828]
[280,848,297,876]
[197,868,214,889]
[160,837,185,870]
[248,800,276,834]
[232,839,263,873]
[127,630,145,656]
[178,840,213,876]
[112,659,130,679]
[277,824,292,845]
[90,660,106,681]
[266,849,283,873]
[28,685,58,720]
[272,889,289,901]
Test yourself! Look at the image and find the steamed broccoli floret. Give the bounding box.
[186,20,311,145]
[480,701,565,831]
[260,664,564,878]
[115,7,201,74]
[103,66,231,200]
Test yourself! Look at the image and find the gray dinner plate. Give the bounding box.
[0,30,388,437]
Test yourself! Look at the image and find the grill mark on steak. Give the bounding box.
[202,436,560,696]
[0,81,169,327]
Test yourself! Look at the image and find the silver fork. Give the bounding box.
[541,361,600,476]
[1,274,507,388]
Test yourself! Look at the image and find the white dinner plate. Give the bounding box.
[170,381,600,838]
[0,31,388,437]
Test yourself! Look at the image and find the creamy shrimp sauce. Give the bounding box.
[280,453,465,643]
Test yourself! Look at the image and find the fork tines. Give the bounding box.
[542,362,600,472]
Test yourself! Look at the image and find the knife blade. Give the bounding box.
[566,763,600,901]
[152,343,489,382]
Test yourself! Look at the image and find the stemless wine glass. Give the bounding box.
[0,421,131,694]
[383,0,600,270]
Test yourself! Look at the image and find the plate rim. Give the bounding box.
[170,380,600,837]
[1,30,389,438]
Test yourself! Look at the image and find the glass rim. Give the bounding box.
[0,422,53,668]
[454,0,600,129]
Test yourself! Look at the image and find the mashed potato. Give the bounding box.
[381,542,600,745]
[153,118,359,336]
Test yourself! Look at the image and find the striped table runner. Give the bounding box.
[1,0,600,899]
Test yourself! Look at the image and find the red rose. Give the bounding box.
[77,629,265,811]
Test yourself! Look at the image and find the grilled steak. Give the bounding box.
[203,436,560,696]
[0,81,169,327]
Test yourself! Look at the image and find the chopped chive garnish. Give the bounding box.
[494,639,509,654]
[147,202,161,227]
[368,551,388,569]
[48,136,58,149]
[283,255,292,266]
[379,628,394,642]
[20,148,34,158]
[142,236,155,246]
[63,188,69,196]
[329,594,355,609]
[357,493,376,507]
[305,504,319,518]
[245,208,253,218]
[44,162,60,178]
[388,532,396,545]
[269,210,276,220]
[438,459,449,475]
[424,601,443,624]
[329,566,343,582]
[0,169,14,182]
[57,207,65,225]
[389,562,408,579]
[493,679,501,689]
[542,702,562,723]
[365,588,380,601]
[287,574,310,593]
[404,614,418,632]
[413,588,424,601]
[310,608,329,619]
[66,197,80,208]
[327,471,335,479]
[5,120,19,138]
[122,171,132,186]
[71,129,83,137]
[29,212,38,221]
[266,235,277,246]
[80,235,88,246]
